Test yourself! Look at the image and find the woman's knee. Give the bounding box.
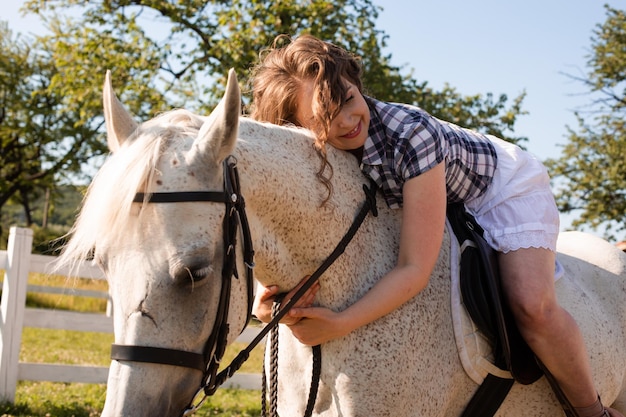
[498,247,559,328]
[508,293,560,330]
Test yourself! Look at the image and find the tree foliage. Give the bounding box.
[2,0,528,236]
[0,10,166,231]
[0,23,97,231]
[546,5,626,239]
[22,0,527,143]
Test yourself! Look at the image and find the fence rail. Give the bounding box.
[0,226,263,403]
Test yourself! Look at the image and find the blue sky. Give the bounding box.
[4,1,622,235]
[376,0,617,161]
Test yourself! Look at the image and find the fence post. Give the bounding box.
[0,227,33,402]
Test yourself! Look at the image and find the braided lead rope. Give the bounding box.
[269,301,281,417]
[261,352,268,416]
[261,297,283,417]
[263,297,321,417]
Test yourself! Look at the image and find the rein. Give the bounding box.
[109,155,379,416]
[200,177,378,416]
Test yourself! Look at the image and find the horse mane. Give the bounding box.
[57,109,206,272]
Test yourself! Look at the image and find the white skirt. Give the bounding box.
[464,136,560,253]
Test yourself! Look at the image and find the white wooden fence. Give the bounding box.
[0,226,263,403]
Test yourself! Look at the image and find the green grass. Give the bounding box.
[0,272,264,417]
[24,273,109,313]
[3,382,106,417]
[1,383,263,417]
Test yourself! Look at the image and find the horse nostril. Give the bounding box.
[134,299,157,327]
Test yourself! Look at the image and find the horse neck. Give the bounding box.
[234,119,370,291]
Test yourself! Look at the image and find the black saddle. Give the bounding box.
[447,203,542,385]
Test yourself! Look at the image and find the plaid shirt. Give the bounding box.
[361,97,498,208]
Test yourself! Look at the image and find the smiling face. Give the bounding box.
[295,78,370,151]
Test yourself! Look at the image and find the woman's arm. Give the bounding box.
[287,162,447,345]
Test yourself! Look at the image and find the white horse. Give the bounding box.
[58,69,626,416]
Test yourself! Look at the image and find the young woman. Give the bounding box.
[249,34,620,417]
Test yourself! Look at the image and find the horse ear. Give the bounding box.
[192,68,241,164]
[103,70,139,153]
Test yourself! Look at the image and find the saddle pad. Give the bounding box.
[448,221,565,385]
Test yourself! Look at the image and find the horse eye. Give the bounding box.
[171,263,213,286]
[189,266,211,282]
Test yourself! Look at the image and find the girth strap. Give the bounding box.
[460,374,515,417]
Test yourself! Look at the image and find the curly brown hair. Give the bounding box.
[249,34,363,201]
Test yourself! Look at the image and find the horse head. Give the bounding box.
[61,69,251,416]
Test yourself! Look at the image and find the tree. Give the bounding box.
[3,0,528,237]
[0,12,167,234]
[23,0,527,143]
[546,5,626,239]
[0,23,61,231]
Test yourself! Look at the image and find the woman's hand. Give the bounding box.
[252,276,320,325]
[286,306,350,346]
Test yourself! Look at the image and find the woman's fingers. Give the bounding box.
[252,285,279,323]
[253,276,321,325]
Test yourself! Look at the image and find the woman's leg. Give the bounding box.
[499,247,623,416]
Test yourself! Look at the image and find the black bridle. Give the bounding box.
[109,155,379,416]
[110,156,255,414]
